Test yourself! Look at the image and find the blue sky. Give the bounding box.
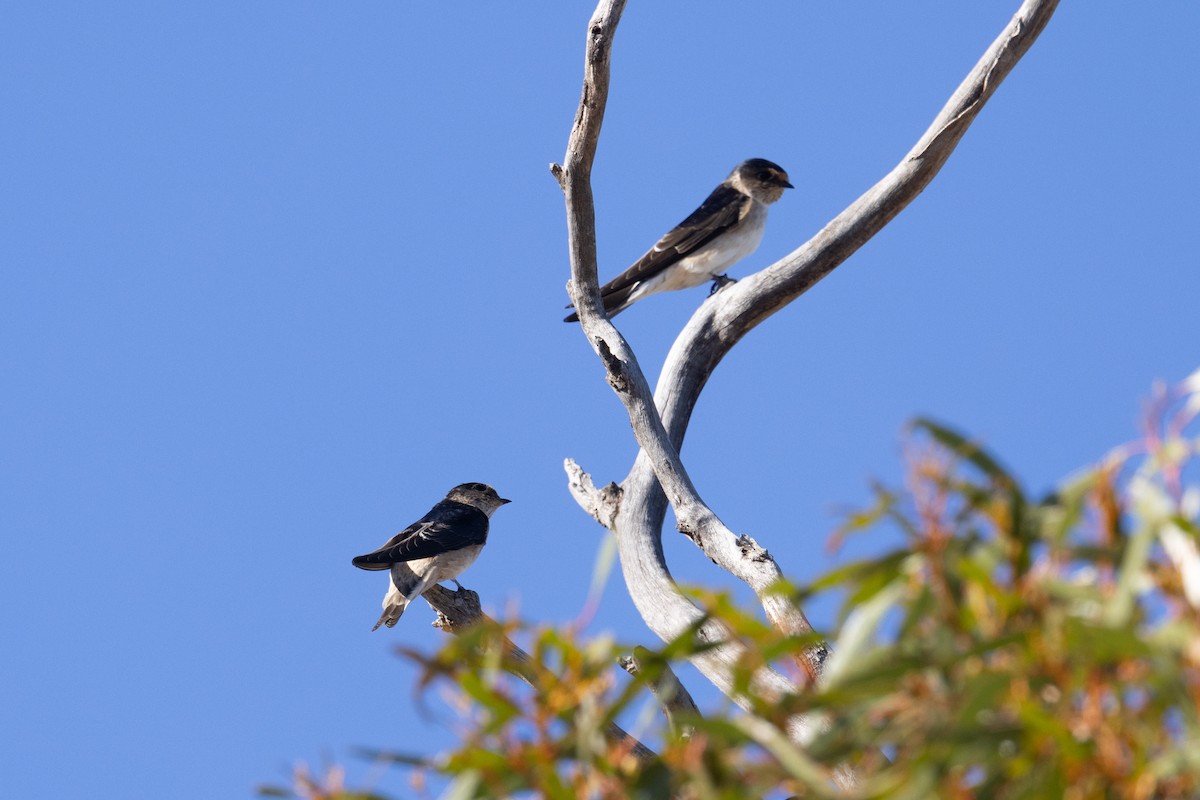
[3,2,1197,797]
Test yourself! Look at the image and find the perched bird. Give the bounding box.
[564,158,793,322]
[351,483,510,630]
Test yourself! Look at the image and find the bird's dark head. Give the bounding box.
[733,158,794,203]
[447,482,511,516]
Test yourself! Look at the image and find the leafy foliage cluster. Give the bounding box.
[269,374,1200,799]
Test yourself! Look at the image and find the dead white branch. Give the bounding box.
[559,0,1061,785]
[619,646,700,740]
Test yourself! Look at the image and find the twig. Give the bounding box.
[619,646,700,740]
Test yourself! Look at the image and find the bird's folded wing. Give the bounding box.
[351,503,488,569]
[600,184,751,294]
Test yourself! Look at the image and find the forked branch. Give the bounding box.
[559,0,1061,777]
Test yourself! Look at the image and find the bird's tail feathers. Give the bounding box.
[371,600,407,631]
[370,570,437,632]
[563,286,635,322]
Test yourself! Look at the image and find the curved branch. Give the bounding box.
[619,646,700,740]
[556,0,820,703]
[656,0,1061,440]
[561,0,1060,778]
[619,1,1059,687]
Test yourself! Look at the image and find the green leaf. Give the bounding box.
[729,715,839,798]
[1103,518,1155,627]
[437,769,482,800]
[821,579,907,689]
[911,418,1022,498]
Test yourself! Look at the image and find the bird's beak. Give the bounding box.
[498,497,512,505]
[780,177,795,189]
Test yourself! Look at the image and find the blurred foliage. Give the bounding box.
[265,372,1200,799]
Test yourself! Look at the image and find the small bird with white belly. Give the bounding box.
[564,158,793,322]
[351,483,510,631]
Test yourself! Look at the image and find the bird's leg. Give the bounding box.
[452,579,464,590]
[709,273,738,295]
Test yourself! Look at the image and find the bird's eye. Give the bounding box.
[759,171,772,180]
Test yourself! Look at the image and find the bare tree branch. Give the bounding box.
[560,0,1060,789]
[556,0,829,753]
[564,458,620,529]
[554,0,625,312]
[616,0,1059,688]
[422,584,658,763]
[619,645,700,740]
[656,0,1063,436]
